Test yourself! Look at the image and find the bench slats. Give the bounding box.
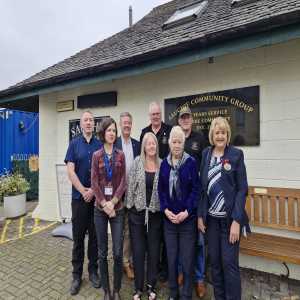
[241,187,300,265]
[240,233,300,265]
[246,187,300,232]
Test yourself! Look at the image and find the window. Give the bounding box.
[163,1,208,29]
[231,0,258,7]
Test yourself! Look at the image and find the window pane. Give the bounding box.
[164,1,208,25]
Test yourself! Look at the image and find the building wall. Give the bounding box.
[34,38,300,278]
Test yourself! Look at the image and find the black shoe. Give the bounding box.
[89,273,101,288]
[113,291,121,300]
[168,297,179,300]
[70,278,81,295]
[103,291,112,300]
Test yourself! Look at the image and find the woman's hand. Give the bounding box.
[198,217,206,233]
[176,210,188,223]
[229,220,240,244]
[103,201,114,216]
[165,209,178,224]
[108,209,116,218]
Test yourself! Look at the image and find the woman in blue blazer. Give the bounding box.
[158,126,200,300]
[198,117,249,300]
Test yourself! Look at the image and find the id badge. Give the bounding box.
[104,186,113,196]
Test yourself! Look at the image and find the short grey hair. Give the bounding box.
[119,112,132,121]
[80,110,93,119]
[169,126,185,145]
[149,101,161,114]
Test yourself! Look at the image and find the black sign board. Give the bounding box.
[77,91,117,109]
[69,116,109,141]
[165,86,260,146]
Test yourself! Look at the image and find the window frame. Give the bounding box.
[162,0,208,30]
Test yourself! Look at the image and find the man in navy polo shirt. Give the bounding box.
[65,111,102,295]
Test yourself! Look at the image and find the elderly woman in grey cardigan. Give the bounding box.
[126,132,162,300]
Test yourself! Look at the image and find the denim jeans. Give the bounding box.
[94,208,125,292]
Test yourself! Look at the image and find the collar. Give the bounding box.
[167,151,190,169]
[81,134,94,144]
[121,135,132,145]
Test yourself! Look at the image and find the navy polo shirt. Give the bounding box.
[64,135,102,200]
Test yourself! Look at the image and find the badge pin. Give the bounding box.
[224,163,231,171]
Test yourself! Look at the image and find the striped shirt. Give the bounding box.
[207,156,227,218]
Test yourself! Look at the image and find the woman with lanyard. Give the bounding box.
[158,126,200,300]
[126,132,162,300]
[197,117,250,300]
[91,117,126,300]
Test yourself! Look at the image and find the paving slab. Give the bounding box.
[0,201,299,299]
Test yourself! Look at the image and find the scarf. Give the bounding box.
[167,152,190,200]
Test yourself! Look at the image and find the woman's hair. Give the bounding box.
[208,117,231,146]
[97,117,117,143]
[168,125,185,145]
[140,132,160,167]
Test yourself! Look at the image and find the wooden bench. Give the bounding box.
[240,187,300,276]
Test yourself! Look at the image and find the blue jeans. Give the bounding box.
[94,208,124,292]
[195,232,205,282]
[164,216,197,300]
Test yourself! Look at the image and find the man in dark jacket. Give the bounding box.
[140,101,171,159]
[178,106,207,298]
[115,112,140,280]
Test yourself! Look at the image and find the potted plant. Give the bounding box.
[0,172,30,218]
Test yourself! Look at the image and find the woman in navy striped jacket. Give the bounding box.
[197,117,250,300]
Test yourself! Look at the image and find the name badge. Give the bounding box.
[104,186,113,196]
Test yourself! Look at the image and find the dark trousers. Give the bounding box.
[71,198,98,279]
[160,228,168,278]
[164,216,197,300]
[94,208,124,292]
[129,209,162,292]
[207,216,241,300]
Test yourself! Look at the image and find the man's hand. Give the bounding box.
[229,220,240,244]
[82,188,94,202]
[176,210,188,223]
[198,217,206,233]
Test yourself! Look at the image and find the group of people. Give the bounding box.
[65,101,249,300]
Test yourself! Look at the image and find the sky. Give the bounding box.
[0,0,170,91]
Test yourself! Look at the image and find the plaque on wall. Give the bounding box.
[164,86,260,146]
[69,116,109,141]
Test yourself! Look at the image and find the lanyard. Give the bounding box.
[104,149,114,182]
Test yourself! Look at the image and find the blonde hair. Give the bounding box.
[208,117,231,146]
[169,126,185,145]
[140,132,160,167]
